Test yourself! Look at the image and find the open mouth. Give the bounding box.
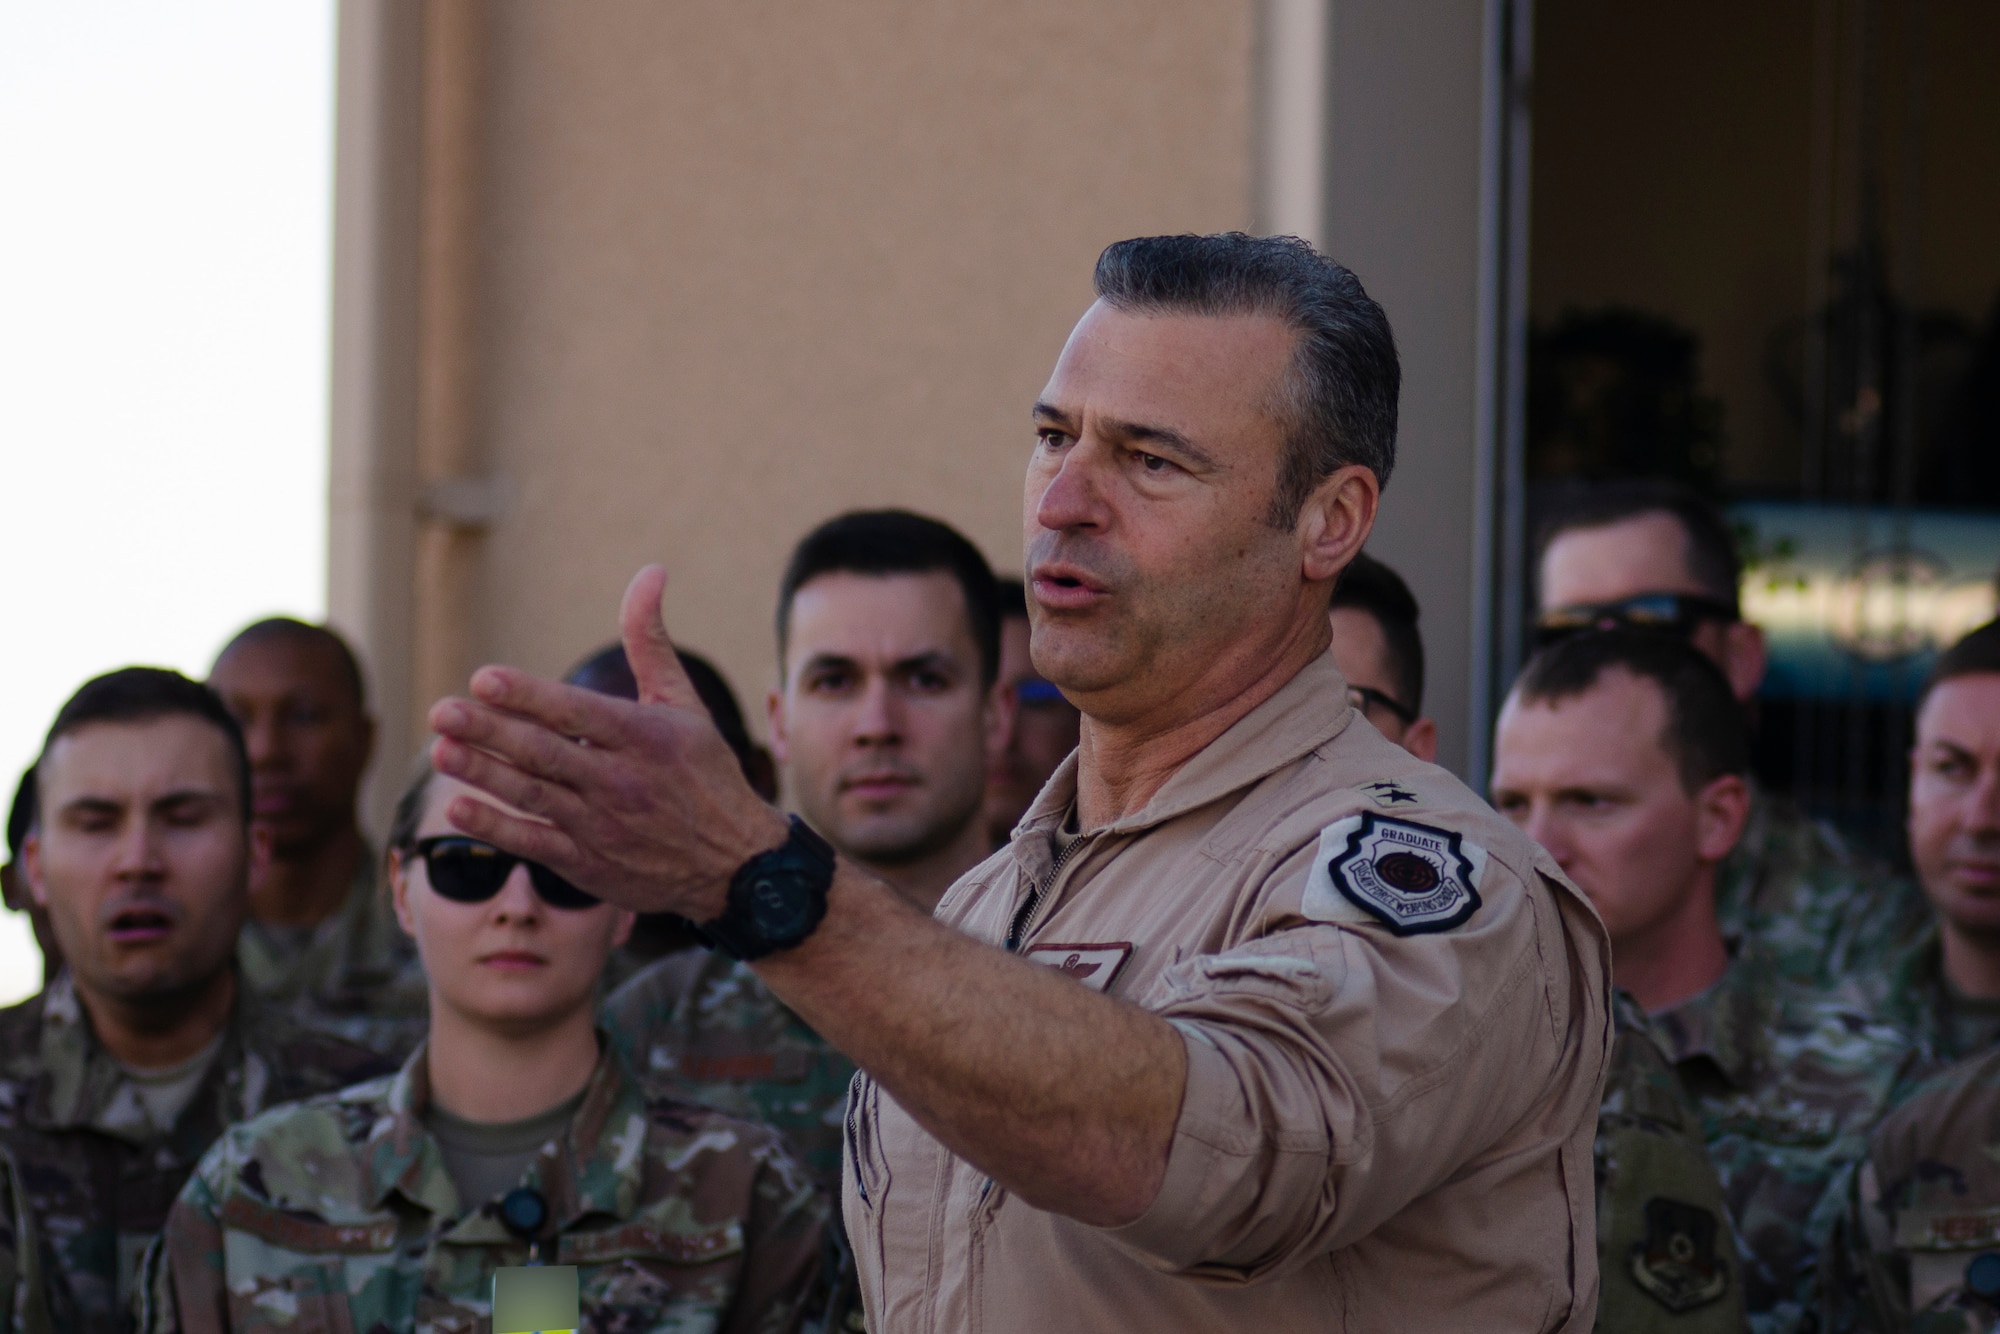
[1030,564,1108,610]
[106,906,176,944]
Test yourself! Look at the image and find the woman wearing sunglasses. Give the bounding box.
[139,756,829,1334]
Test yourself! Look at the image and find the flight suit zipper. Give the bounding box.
[1004,832,1087,952]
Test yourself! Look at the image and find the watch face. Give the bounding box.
[747,871,818,942]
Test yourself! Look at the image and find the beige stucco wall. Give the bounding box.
[472,1,1252,734]
[332,0,1513,825]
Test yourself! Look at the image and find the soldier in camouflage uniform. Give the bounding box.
[606,511,1013,1197]
[1848,622,2000,1067]
[1536,478,1928,992]
[7,669,394,1333]
[1598,989,1749,1332]
[1650,942,1926,1332]
[1494,629,1926,1333]
[1818,1043,2000,1332]
[0,974,389,1332]
[210,619,429,1057]
[137,1029,827,1334]
[604,949,853,1188]
[138,757,830,1332]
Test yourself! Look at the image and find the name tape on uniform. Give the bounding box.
[1024,942,1134,993]
[1303,812,1486,936]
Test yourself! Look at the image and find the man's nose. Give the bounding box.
[852,676,903,745]
[111,819,168,882]
[1032,442,1110,534]
[1966,761,2000,833]
[241,714,285,768]
[1522,807,1572,870]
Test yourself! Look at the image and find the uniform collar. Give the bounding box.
[1010,652,1357,880]
[1648,943,1774,1093]
[364,1031,645,1230]
[30,964,256,1152]
[234,855,380,996]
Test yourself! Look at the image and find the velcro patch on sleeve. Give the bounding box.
[1024,942,1134,993]
[1302,812,1486,936]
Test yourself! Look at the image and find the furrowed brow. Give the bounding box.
[1099,416,1219,470]
[1032,401,1078,432]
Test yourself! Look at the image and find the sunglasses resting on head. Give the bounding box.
[412,836,601,910]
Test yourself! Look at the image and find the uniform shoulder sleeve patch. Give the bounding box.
[1302,812,1486,936]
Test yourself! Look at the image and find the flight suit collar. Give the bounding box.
[31,969,250,1152]
[362,1031,643,1232]
[1010,652,1357,885]
[1648,944,1774,1094]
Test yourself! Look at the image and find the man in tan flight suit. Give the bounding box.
[426,232,1615,1331]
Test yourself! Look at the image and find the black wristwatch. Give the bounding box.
[697,815,836,961]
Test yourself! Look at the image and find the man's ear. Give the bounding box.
[1297,464,1380,585]
[21,833,48,911]
[1694,773,1753,864]
[1401,717,1439,765]
[608,907,637,950]
[766,690,790,765]
[984,675,1019,764]
[1718,622,1768,703]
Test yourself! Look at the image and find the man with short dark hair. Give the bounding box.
[1854,621,2000,1062]
[1328,550,1436,761]
[1536,478,1926,988]
[440,233,1612,1327]
[984,577,1082,847]
[4,668,391,1333]
[605,509,1011,1188]
[208,618,426,1055]
[1494,630,1920,1332]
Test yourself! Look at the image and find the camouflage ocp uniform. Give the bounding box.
[236,861,429,1059]
[1717,784,1929,992]
[137,1034,829,1334]
[1597,989,1749,1332]
[0,971,393,1334]
[602,949,854,1190]
[0,1140,69,1334]
[1650,945,1929,1333]
[1819,1044,2000,1333]
[1853,923,2000,1067]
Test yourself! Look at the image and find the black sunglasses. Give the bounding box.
[1534,592,1738,648]
[411,836,600,910]
[1347,684,1417,727]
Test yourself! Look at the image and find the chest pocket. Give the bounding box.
[216,1195,396,1334]
[677,1046,816,1084]
[1896,1205,2000,1315]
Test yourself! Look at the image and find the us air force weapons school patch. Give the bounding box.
[1302,812,1486,936]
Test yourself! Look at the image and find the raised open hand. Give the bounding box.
[428,566,789,919]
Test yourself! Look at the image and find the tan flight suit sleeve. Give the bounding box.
[1102,837,1587,1282]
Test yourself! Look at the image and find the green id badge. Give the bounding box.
[492,1265,579,1334]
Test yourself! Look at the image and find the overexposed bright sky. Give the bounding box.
[0,2,335,1001]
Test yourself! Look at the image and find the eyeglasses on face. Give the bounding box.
[1534,592,1738,648]
[1346,684,1417,727]
[410,836,600,910]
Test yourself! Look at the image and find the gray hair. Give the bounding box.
[1092,233,1399,527]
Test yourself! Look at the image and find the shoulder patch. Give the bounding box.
[1303,812,1485,936]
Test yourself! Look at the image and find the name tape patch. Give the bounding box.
[1303,812,1485,936]
[1025,942,1134,993]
